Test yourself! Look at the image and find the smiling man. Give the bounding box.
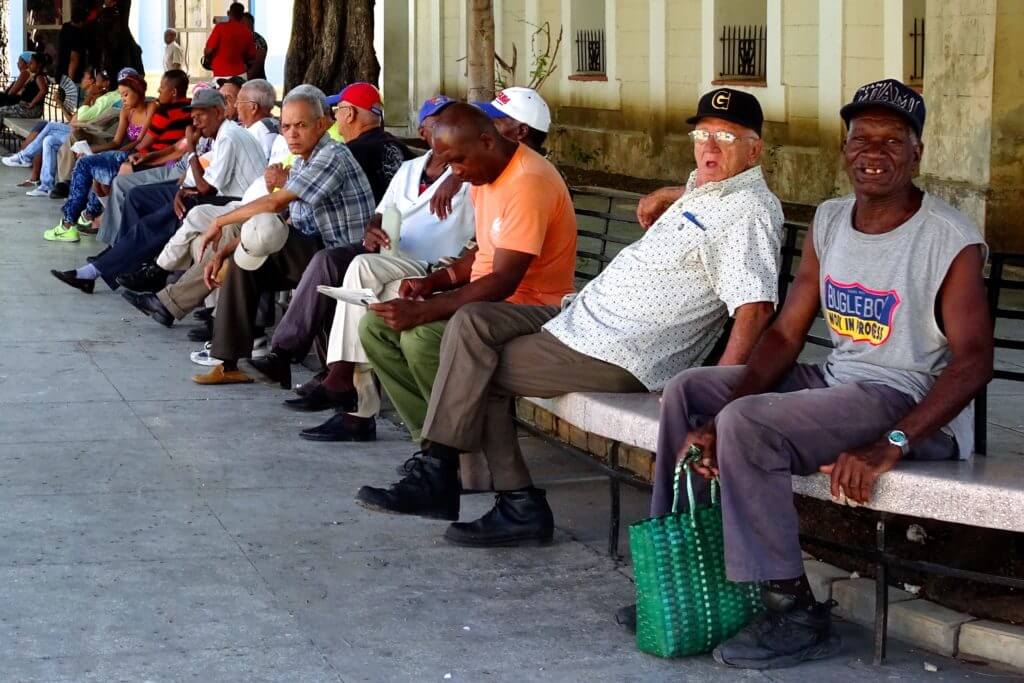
[646,79,993,670]
[354,89,783,547]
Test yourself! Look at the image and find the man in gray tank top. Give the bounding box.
[645,79,993,670]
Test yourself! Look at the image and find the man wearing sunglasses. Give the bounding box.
[355,88,784,550]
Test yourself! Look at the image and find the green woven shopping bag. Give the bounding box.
[629,451,762,658]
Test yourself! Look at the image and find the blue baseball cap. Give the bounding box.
[418,95,456,125]
[325,93,341,106]
[472,101,506,120]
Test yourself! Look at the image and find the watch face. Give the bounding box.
[889,431,908,445]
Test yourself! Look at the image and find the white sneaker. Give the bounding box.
[25,187,49,197]
[1,154,30,168]
[251,336,270,359]
[190,342,223,367]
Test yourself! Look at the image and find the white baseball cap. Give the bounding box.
[234,216,289,271]
[486,87,551,133]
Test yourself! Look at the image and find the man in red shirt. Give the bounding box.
[203,3,256,78]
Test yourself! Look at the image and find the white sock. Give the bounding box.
[75,263,99,280]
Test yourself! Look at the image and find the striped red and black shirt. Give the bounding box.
[140,99,192,154]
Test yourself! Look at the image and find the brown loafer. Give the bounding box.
[192,365,254,385]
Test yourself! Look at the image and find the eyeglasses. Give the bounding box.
[688,130,758,145]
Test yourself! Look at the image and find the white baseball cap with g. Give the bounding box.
[489,86,551,133]
[234,215,289,271]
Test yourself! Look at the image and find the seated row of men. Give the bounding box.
[43,75,992,670]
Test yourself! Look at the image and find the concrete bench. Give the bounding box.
[528,188,1024,665]
[0,81,64,152]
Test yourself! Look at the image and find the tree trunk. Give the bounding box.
[284,0,380,94]
[466,0,495,102]
[0,0,8,81]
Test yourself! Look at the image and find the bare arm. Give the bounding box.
[637,185,686,229]
[822,245,993,504]
[25,75,48,108]
[92,107,130,153]
[715,301,776,366]
[369,248,531,331]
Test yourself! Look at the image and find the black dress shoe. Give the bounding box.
[355,455,460,520]
[239,351,292,389]
[294,369,327,397]
[120,289,173,327]
[444,488,554,547]
[188,319,213,342]
[87,246,111,264]
[115,262,169,293]
[50,269,94,294]
[283,384,356,412]
[300,414,376,442]
[193,307,214,323]
[49,182,69,199]
[712,589,841,669]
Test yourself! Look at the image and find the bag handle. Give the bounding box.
[671,445,719,523]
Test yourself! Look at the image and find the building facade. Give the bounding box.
[391,0,1024,250]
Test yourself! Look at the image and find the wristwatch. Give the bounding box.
[887,430,910,456]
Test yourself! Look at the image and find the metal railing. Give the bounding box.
[719,24,766,80]
[908,17,925,82]
[574,28,606,74]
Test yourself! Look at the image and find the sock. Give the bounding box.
[320,361,355,393]
[75,263,99,280]
[767,575,816,609]
[427,442,460,463]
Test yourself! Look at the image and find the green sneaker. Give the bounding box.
[77,212,93,228]
[43,223,80,242]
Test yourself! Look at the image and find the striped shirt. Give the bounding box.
[142,99,191,154]
[284,134,375,248]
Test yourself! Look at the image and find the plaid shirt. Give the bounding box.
[284,134,375,247]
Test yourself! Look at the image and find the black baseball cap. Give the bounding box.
[840,78,926,137]
[686,88,764,136]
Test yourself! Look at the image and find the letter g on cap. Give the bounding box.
[711,90,731,110]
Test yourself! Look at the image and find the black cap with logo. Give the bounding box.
[686,88,764,136]
[840,78,926,137]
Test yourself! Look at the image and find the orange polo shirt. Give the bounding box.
[469,144,578,305]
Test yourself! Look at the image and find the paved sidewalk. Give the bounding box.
[0,166,1020,681]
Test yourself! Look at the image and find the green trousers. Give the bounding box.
[358,312,448,441]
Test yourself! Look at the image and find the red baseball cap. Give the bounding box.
[329,82,383,116]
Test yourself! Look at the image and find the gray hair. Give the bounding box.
[282,84,328,119]
[240,78,276,112]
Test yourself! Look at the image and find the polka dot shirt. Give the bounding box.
[543,166,784,390]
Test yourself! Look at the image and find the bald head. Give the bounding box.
[431,102,518,185]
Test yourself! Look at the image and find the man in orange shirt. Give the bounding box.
[203,3,256,79]
[355,103,576,512]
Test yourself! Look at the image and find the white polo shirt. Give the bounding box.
[543,165,784,389]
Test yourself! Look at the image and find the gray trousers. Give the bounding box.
[100,166,183,245]
[270,244,365,360]
[649,364,956,583]
[422,302,646,491]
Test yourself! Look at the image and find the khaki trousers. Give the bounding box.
[422,302,646,490]
[156,202,241,272]
[157,222,241,320]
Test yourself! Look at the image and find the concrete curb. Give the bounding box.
[804,556,1021,665]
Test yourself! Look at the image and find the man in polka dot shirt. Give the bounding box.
[355,88,784,549]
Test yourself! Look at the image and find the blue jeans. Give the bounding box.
[39,124,72,191]
[20,121,70,163]
[62,151,129,224]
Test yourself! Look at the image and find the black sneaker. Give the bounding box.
[193,307,214,323]
[49,182,69,199]
[355,455,460,520]
[443,488,554,547]
[188,319,213,342]
[299,414,376,442]
[115,262,169,293]
[712,589,841,670]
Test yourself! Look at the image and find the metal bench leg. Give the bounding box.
[873,514,890,665]
[608,443,622,559]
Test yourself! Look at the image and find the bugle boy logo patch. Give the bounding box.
[824,276,901,346]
